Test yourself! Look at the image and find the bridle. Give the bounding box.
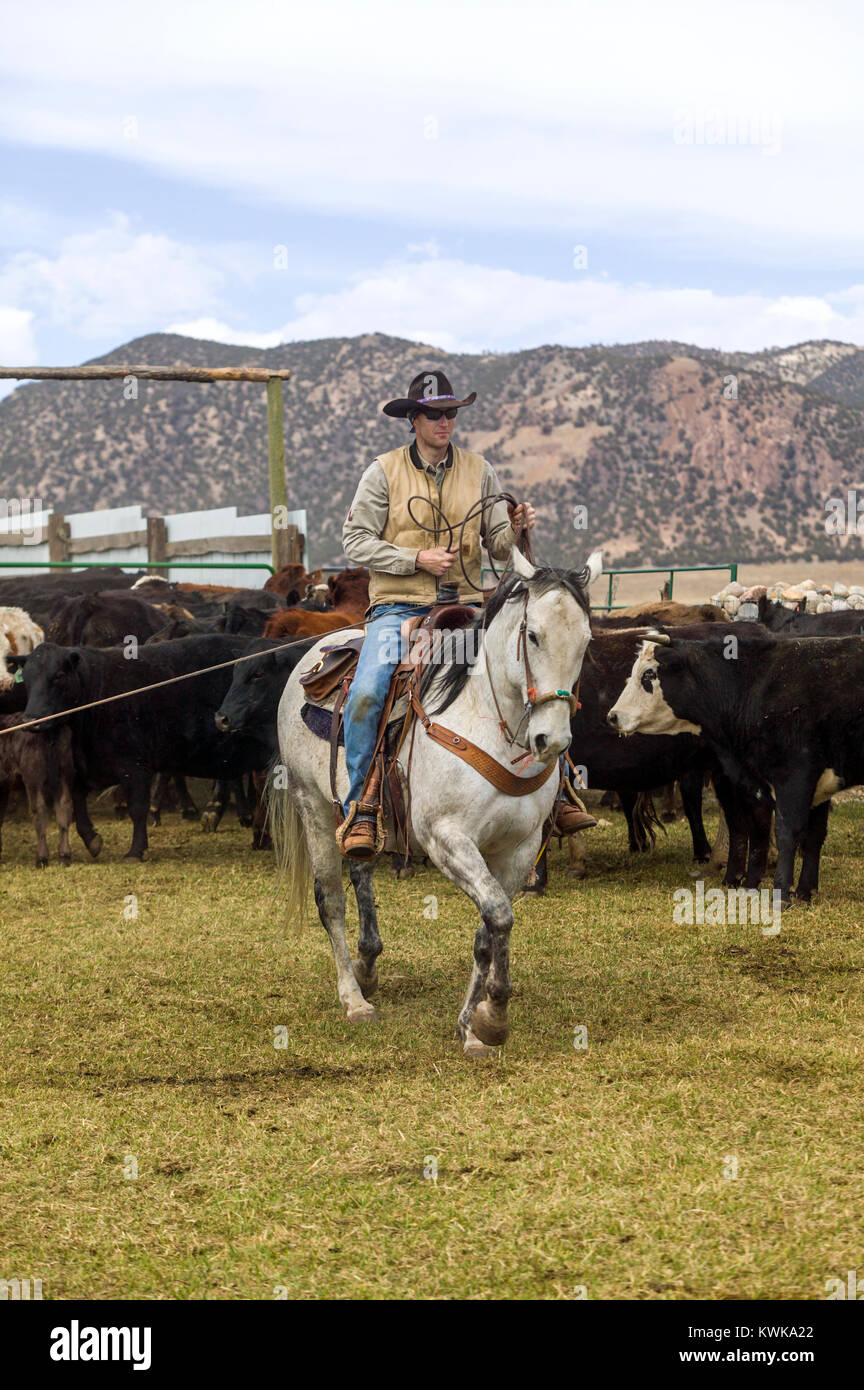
[484,586,581,757]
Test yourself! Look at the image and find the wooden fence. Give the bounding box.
[0,504,308,586]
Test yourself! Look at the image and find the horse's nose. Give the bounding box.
[214,712,230,732]
[607,710,619,729]
[534,732,548,754]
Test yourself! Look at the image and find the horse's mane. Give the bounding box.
[423,564,592,717]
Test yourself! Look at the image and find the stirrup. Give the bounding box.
[336,800,386,861]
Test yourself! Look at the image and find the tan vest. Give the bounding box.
[368,445,485,607]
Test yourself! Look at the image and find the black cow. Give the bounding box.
[607,630,864,902]
[753,596,864,635]
[0,568,145,628]
[530,626,719,892]
[46,592,167,648]
[20,635,281,859]
[214,639,314,742]
[214,637,317,848]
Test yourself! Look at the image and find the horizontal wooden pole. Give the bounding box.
[69,530,148,554]
[0,530,47,547]
[0,366,291,383]
[0,530,277,557]
[164,535,273,558]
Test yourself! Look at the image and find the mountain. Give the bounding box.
[2,332,864,567]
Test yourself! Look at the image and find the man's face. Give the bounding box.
[414,407,457,451]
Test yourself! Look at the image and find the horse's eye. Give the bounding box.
[528,631,539,646]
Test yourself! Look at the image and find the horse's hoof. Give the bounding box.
[472,1000,509,1048]
[87,834,103,860]
[346,1001,378,1024]
[200,810,218,833]
[148,811,161,828]
[397,866,414,880]
[59,855,71,867]
[352,960,379,998]
[35,857,48,869]
[463,1028,499,1059]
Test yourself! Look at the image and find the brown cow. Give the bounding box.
[593,601,724,629]
[264,567,369,640]
[264,564,323,601]
[0,717,75,866]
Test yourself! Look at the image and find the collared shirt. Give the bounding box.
[342,443,516,575]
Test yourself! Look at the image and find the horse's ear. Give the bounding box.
[511,545,536,580]
[585,549,603,587]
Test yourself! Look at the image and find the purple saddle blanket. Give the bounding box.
[301,702,342,745]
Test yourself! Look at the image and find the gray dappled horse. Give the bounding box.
[270,546,601,1056]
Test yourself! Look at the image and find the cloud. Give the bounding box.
[2,1,864,251]
[0,307,38,401]
[0,213,230,338]
[172,252,864,354]
[166,317,283,349]
[0,306,37,361]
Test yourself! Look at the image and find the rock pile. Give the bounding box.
[710,578,864,618]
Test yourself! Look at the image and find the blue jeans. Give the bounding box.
[343,603,433,811]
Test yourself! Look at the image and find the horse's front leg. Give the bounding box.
[425,825,531,1055]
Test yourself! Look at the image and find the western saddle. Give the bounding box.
[298,584,594,864]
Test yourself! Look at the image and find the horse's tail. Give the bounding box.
[266,765,312,927]
[632,791,666,852]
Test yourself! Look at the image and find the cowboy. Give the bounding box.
[338,368,596,860]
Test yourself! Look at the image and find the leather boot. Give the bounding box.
[550,792,598,835]
[337,802,381,861]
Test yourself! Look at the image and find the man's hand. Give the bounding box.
[416,546,456,577]
[509,501,537,532]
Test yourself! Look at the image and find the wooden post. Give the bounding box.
[47,511,69,563]
[267,376,289,573]
[147,516,167,576]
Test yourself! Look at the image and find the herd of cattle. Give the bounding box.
[1,561,863,906]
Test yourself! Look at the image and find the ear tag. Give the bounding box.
[13,667,23,684]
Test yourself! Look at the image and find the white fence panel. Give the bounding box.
[0,505,52,577]
[0,504,308,585]
[68,504,148,572]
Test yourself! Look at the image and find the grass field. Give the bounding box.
[3,798,864,1301]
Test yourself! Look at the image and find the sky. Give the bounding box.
[1,0,863,400]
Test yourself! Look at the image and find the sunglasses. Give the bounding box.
[418,407,458,421]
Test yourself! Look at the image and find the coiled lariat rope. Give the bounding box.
[0,495,536,738]
[405,490,535,591]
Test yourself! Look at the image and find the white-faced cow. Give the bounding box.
[608,630,864,903]
[0,607,44,690]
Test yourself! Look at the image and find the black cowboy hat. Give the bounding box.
[382,369,477,419]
